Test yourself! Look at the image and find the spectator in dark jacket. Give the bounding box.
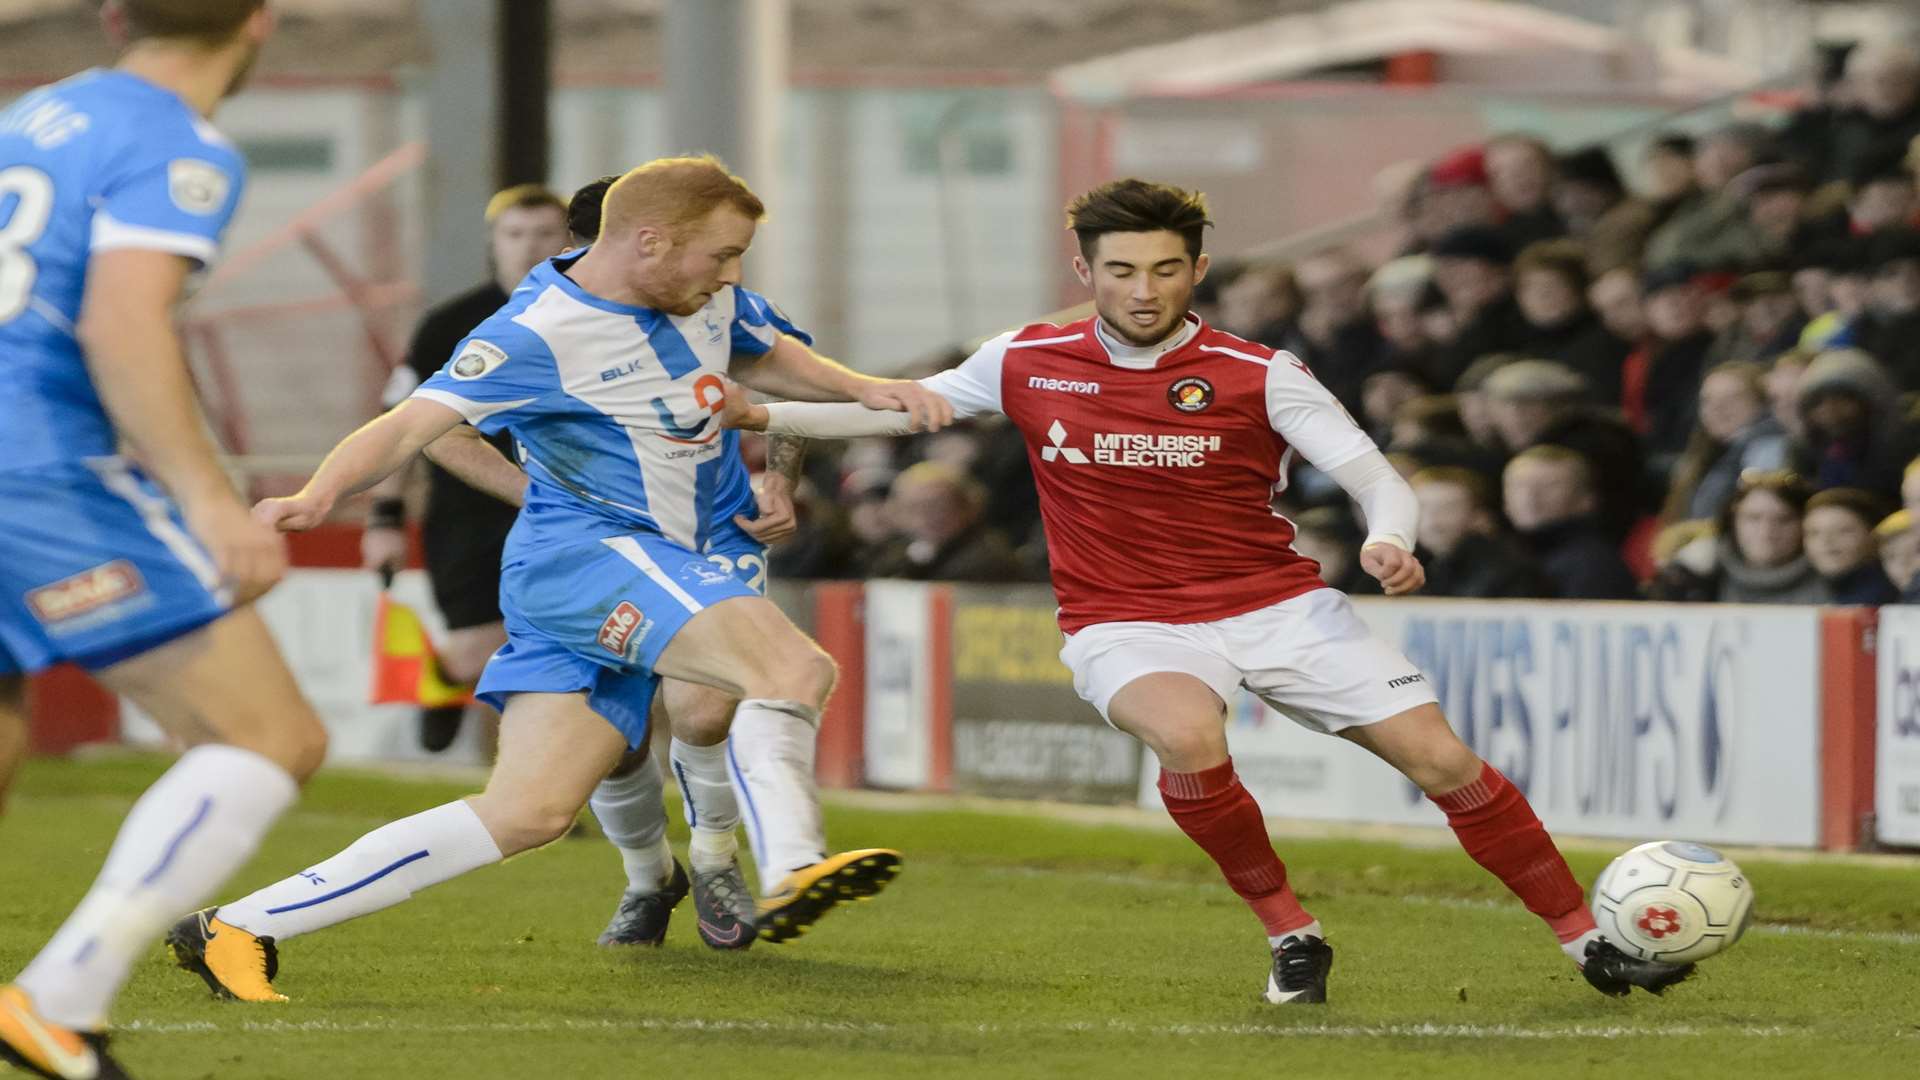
[1428,225,1533,387]
[1486,133,1566,249]
[1286,248,1386,414]
[1663,361,1794,522]
[867,463,1026,582]
[1587,133,1697,275]
[1485,359,1648,539]
[1826,43,1920,187]
[1502,446,1641,600]
[1804,488,1899,605]
[1792,347,1920,496]
[1630,262,1716,464]
[1855,227,1920,390]
[1410,467,1548,597]
[1551,145,1626,241]
[1707,271,1806,368]
[1514,239,1631,402]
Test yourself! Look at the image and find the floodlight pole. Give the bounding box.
[664,0,790,297]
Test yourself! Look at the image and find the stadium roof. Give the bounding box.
[0,0,1332,84]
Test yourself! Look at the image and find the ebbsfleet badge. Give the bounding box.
[450,340,508,380]
[1168,376,1214,413]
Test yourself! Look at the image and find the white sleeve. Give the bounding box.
[759,331,1013,438]
[762,401,921,438]
[918,331,1011,419]
[1327,451,1418,552]
[1265,350,1377,472]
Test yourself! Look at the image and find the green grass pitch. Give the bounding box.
[2,753,1916,1079]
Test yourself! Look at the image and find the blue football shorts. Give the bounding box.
[475,531,768,747]
[0,457,231,676]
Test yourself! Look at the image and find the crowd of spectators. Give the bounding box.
[763,40,1920,605]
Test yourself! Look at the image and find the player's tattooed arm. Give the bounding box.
[735,433,806,545]
[766,433,807,487]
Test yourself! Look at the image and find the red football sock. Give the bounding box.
[1430,762,1595,943]
[1159,760,1315,938]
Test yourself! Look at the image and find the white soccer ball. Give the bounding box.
[1590,840,1754,964]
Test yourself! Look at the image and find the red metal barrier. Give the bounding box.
[1820,608,1878,851]
[812,583,866,788]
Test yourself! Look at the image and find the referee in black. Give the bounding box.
[363,184,571,751]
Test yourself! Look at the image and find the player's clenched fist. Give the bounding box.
[1360,542,1425,597]
[858,380,954,433]
[716,378,770,432]
[253,491,334,534]
[187,496,289,604]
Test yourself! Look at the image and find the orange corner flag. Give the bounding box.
[370,592,475,708]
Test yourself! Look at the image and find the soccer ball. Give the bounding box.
[1590,840,1754,964]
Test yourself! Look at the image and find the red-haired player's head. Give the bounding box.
[1065,179,1214,347]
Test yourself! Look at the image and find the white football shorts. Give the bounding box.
[1058,587,1438,735]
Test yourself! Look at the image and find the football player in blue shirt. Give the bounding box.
[0,3,330,1078]
[168,156,952,1001]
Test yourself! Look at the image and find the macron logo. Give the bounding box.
[1027,376,1100,395]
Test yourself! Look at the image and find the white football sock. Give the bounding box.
[1563,927,1603,965]
[1268,919,1324,950]
[216,799,501,942]
[15,744,297,1029]
[588,754,673,891]
[669,737,740,873]
[726,699,827,889]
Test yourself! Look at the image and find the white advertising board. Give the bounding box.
[1142,599,1825,848]
[862,580,936,789]
[1874,606,1920,846]
[121,569,493,764]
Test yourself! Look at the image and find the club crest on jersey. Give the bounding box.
[167,159,230,215]
[1168,376,1214,413]
[450,340,508,380]
[25,560,147,627]
[597,601,652,659]
[701,310,724,345]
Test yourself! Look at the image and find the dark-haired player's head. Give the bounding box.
[105,1,274,98]
[594,155,766,316]
[1065,179,1213,347]
[568,174,620,245]
[483,184,569,293]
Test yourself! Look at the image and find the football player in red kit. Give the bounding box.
[720,179,1690,1004]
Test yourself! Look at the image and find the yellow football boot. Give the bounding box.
[165,909,288,1004]
[756,848,902,944]
[0,984,126,1079]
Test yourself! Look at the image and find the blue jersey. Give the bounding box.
[0,69,246,473]
[413,252,810,554]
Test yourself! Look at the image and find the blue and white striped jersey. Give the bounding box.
[414,252,810,553]
[0,70,247,473]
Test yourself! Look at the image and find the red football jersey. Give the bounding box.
[922,314,1378,632]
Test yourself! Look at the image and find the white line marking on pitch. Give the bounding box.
[980,866,1920,946]
[116,1017,1797,1041]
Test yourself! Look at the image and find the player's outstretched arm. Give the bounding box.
[256,399,467,531]
[732,335,954,431]
[717,380,934,438]
[77,249,286,603]
[422,426,529,509]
